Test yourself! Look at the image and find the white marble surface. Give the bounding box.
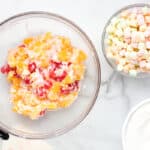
[1,0,150,149]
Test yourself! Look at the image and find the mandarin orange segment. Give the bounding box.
[24,37,33,45]
[58,49,70,61]
[62,75,73,84]
[51,82,61,94]
[76,50,87,63]
[47,102,57,109]
[73,64,85,80]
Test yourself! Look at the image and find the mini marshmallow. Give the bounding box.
[131,31,145,43]
[144,29,150,37]
[139,24,147,32]
[137,14,145,25]
[140,61,147,68]
[126,45,133,52]
[117,64,123,71]
[146,41,150,49]
[129,20,138,28]
[106,25,114,34]
[111,17,118,25]
[138,43,146,50]
[142,6,149,15]
[128,52,137,59]
[146,62,150,69]
[119,59,126,65]
[124,27,131,38]
[119,50,126,57]
[137,14,145,26]
[129,69,137,77]
[116,29,123,37]
[138,49,148,56]
[107,52,114,58]
[131,42,138,49]
[145,16,150,24]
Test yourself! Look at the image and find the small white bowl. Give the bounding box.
[122,98,150,150]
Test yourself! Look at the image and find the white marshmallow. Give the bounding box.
[129,70,137,77]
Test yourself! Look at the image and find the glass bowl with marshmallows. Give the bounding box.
[102,4,150,78]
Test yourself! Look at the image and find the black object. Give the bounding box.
[0,130,9,140]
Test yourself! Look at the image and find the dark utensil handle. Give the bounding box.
[0,130,9,140]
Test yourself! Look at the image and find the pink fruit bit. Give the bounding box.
[144,30,150,37]
[124,28,131,38]
[137,14,145,25]
[36,86,47,98]
[140,61,146,68]
[131,32,145,43]
[131,42,138,49]
[124,37,131,44]
[146,41,150,49]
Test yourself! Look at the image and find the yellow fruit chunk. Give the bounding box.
[34,41,42,47]
[7,71,15,82]
[12,77,21,88]
[62,75,73,84]
[59,93,77,107]
[51,82,60,93]
[73,64,85,80]
[47,102,57,109]
[8,56,16,68]
[61,38,72,50]
[48,92,59,100]
[76,50,87,63]
[44,32,52,41]
[58,49,71,61]
[13,94,22,103]
[41,58,49,68]
[24,37,33,45]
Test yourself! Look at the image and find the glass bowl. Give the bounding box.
[102,3,150,78]
[0,12,101,139]
[122,98,150,150]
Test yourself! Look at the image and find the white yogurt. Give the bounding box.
[123,99,150,150]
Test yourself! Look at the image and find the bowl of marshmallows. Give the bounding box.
[102,4,150,78]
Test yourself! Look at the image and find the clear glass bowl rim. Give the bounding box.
[0,11,101,139]
[101,3,150,78]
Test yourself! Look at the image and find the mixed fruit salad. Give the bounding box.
[0,32,87,119]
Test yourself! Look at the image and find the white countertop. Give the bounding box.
[1,0,150,149]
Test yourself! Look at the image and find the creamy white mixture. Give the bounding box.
[124,102,150,150]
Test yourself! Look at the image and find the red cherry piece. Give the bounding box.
[39,109,46,116]
[61,80,79,94]
[28,62,36,73]
[24,77,31,84]
[44,80,52,89]
[36,86,47,99]
[13,68,21,78]
[49,70,67,82]
[0,64,11,74]
[57,71,67,81]
[50,60,62,70]
[68,62,72,66]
